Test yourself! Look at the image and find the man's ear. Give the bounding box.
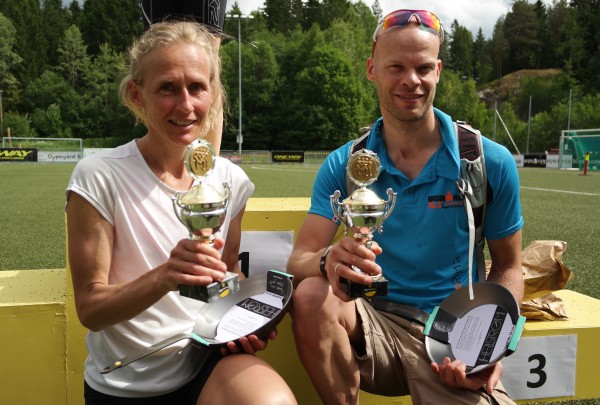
[436,59,442,83]
[366,57,376,82]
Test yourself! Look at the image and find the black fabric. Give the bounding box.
[84,351,223,405]
[141,0,228,33]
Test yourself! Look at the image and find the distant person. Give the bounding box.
[287,8,523,405]
[66,21,296,405]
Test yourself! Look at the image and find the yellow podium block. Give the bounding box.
[0,198,599,404]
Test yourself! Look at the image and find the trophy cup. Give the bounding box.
[330,148,396,298]
[172,139,239,302]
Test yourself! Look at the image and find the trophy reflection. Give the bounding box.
[330,149,396,298]
[172,139,239,302]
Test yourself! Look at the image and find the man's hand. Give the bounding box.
[325,236,382,301]
[431,357,503,394]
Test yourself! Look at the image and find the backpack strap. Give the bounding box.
[454,122,488,293]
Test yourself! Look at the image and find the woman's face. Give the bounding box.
[131,42,213,147]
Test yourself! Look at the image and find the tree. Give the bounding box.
[56,25,90,89]
[436,70,489,129]
[21,70,71,112]
[472,28,492,83]
[31,103,72,138]
[41,0,69,67]
[488,18,509,79]
[3,111,37,138]
[221,35,281,150]
[570,0,600,91]
[79,0,143,55]
[448,20,474,79]
[504,0,542,70]
[0,12,23,108]
[284,44,363,150]
[264,0,294,33]
[0,0,46,83]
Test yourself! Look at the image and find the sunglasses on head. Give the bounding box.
[372,9,444,54]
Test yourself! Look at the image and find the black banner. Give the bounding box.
[523,153,546,168]
[0,148,38,162]
[271,151,304,163]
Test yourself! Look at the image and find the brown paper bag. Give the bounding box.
[486,240,574,320]
[520,292,569,321]
[521,240,574,302]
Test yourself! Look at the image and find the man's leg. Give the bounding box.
[291,276,363,405]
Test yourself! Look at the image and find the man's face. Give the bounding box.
[367,23,442,123]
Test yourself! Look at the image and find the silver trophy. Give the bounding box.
[330,148,396,298]
[172,139,239,302]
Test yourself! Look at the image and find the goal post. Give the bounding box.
[1,137,83,163]
[559,129,600,171]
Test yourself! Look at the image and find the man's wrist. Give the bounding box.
[319,245,332,277]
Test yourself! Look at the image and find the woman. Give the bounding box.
[66,21,296,404]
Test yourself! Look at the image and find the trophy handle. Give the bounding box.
[330,190,349,229]
[378,188,397,233]
[222,182,231,211]
[171,192,188,229]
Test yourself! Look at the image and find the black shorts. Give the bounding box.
[84,351,223,405]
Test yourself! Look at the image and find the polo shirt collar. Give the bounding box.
[366,108,461,181]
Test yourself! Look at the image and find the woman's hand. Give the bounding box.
[159,237,228,293]
[220,328,279,356]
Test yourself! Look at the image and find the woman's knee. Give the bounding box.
[200,355,296,405]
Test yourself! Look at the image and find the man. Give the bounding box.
[286,9,524,405]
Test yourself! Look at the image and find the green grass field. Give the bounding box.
[1,162,599,405]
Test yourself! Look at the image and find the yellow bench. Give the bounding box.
[1,198,598,404]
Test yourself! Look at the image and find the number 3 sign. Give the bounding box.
[502,335,577,400]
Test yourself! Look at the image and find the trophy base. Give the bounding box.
[179,271,240,302]
[341,275,388,298]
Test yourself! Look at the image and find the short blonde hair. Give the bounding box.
[119,21,224,136]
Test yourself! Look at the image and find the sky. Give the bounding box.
[227,0,554,39]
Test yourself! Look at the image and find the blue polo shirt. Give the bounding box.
[309,108,523,312]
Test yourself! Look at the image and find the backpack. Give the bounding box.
[346,121,488,298]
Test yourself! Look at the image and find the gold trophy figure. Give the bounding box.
[330,149,396,298]
[172,139,239,302]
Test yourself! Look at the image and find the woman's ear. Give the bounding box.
[129,80,144,107]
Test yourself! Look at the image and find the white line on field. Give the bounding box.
[521,187,600,196]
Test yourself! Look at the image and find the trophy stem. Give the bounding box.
[190,234,216,245]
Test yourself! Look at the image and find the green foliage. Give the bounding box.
[436,71,489,129]
[2,111,36,138]
[79,0,143,54]
[0,12,22,105]
[31,104,72,138]
[56,25,90,88]
[447,20,474,78]
[511,73,575,120]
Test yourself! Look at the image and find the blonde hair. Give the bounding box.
[119,21,224,137]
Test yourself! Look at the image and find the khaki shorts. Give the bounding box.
[355,299,515,405]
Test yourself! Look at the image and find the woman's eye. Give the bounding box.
[188,83,206,95]
[159,83,175,93]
